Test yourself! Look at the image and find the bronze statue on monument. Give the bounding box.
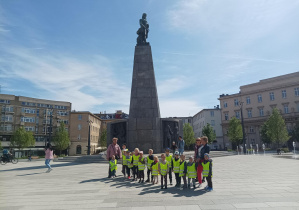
[137,13,149,45]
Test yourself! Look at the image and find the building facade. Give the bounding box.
[192,107,223,150]
[69,111,101,155]
[218,72,299,149]
[0,94,71,155]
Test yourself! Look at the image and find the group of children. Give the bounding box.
[109,145,213,191]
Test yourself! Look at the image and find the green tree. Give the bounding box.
[260,123,271,144]
[11,127,35,151]
[99,128,107,148]
[0,141,2,150]
[265,108,290,148]
[183,123,195,150]
[202,123,216,144]
[52,122,70,155]
[227,117,243,149]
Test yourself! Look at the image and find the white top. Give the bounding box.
[198,145,203,158]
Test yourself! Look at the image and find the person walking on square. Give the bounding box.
[178,136,185,155]
[202,153,213,191]
[145,149,154,182]
[132,148,140,181]
[151,156,159,184]
[171,141,177,155]
[159,153,169,189]
[179,154,187,190]
[109,155,117,178]
[106,137,122,178]
[126,151,133,179]
[44,143,54,173]
[165,148,173,185]
[138,151,146,183]
[187,156,197,189]
[194,136,210,187]
[121,144,127,177]
[172,151,180,187]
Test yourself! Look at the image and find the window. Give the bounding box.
[2,106,14,112]
[258,94,262,103]
[78,115,82,120]
[282,90,287,99]
[235,111,240,119]
[57,110,68,116]
[210,111,214,117]
[295,88,299,96]
[251,139,256,145]
[247,110,252,118]
[78,124,82,130]
[224,113,229,121]
[0,99,10,104]
[234,99,239,106]
[24,126,35,132]
[78,134,81,140]
[246,97,251,104]
[223,102,227,108]
[269,92,275,101]
[21,116,35,123]
[211,120,215,126]
[259,108,264,116]
[249,126,254,133]
[22,107,36,114]
[57,119,69,125]
[0,124,12,131]
[21,102,36,106]
[284,104,289,114]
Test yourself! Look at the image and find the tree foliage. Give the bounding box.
[10,127,35,150]
[99,128,107,148]
[52,122,70,155]
[264,108,290,148]
[260,123,271,144]
[202,123,216,144]
[183,123,195,149]
[227,117,243,146]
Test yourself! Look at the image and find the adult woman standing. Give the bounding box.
[194,136,210,187]
[44,143,54,173]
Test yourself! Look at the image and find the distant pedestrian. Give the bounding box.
[178,136,185,155]
[44,143,54,173]
[171,141,177,155]
[106,137,122,178]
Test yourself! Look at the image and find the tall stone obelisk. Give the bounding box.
[127,13,162,152]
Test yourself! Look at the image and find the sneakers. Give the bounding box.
[204,185,209,190]
[165,186,167,189]
[145,179,149,182]
[46,168,52,173]
[193,185,196,189]
[170,182,173,185]
[138,180,141,183]
[128,176,131,179]
[206,187,213,192]
[198,184,202,188]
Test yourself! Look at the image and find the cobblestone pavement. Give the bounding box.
[1,155,299,210]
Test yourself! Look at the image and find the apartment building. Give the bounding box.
[69,111,101,155]
[192,106,223,150]
[218,72,299,149]
[0,94,71,154]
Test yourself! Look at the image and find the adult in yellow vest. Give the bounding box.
[137,151,146,183]
[202,153,213,192]
[187,156,197,189]
[165,148,173,185]
[159,153,169,189]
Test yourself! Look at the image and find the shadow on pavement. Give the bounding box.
[17,172,44,176]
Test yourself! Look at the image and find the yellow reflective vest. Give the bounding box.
[165,155,172,169]
[138,157,145,171]
[172,158,180,173]
[202,161,212,177]
[159,162,168,176]
[122,155,127,166]
[151,162,159,175]
[179,161,186,177]
[133,154,140,166]
[187,162,197,178]
[147,156,154,169]
[110,160,117,172]
[127,156,133,168]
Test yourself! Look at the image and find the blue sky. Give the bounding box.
[1,0,299,117]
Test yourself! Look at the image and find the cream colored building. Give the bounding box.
[0,94,71,156]
[218,72,299,149]
[192,107,224,150]
[69,111,101,155]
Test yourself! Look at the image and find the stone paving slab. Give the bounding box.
[1,155,299,210]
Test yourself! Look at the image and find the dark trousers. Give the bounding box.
[174,173,180,185]
[147,168,153,181]
[206,176,213,188]
[122,165,126,175]
[168,169,172,183]
[126,166,131,177]
[109,169,116,177]
[178,175,187,187]
[161,175,167,188]
[138,170,144,180]
[132,166,138,178]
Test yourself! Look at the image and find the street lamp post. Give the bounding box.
[240,102,246,154]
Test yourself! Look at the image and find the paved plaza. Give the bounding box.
[1,155,299,210]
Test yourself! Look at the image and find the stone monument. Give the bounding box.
[107,13,181,153]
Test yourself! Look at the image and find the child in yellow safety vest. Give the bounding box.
[202,153,213,192]
[126,151,133,179]
[187,156,197,189]
[159,153,169,189]
[131,148,140,181]
[121,145,127,177]
[145,149,154,182]
[172,151,180,187]
[179,154,187,190]
[151,156,159,184]
[165,148,173,185]
[138,151,145,183]
[109,155,117,178]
